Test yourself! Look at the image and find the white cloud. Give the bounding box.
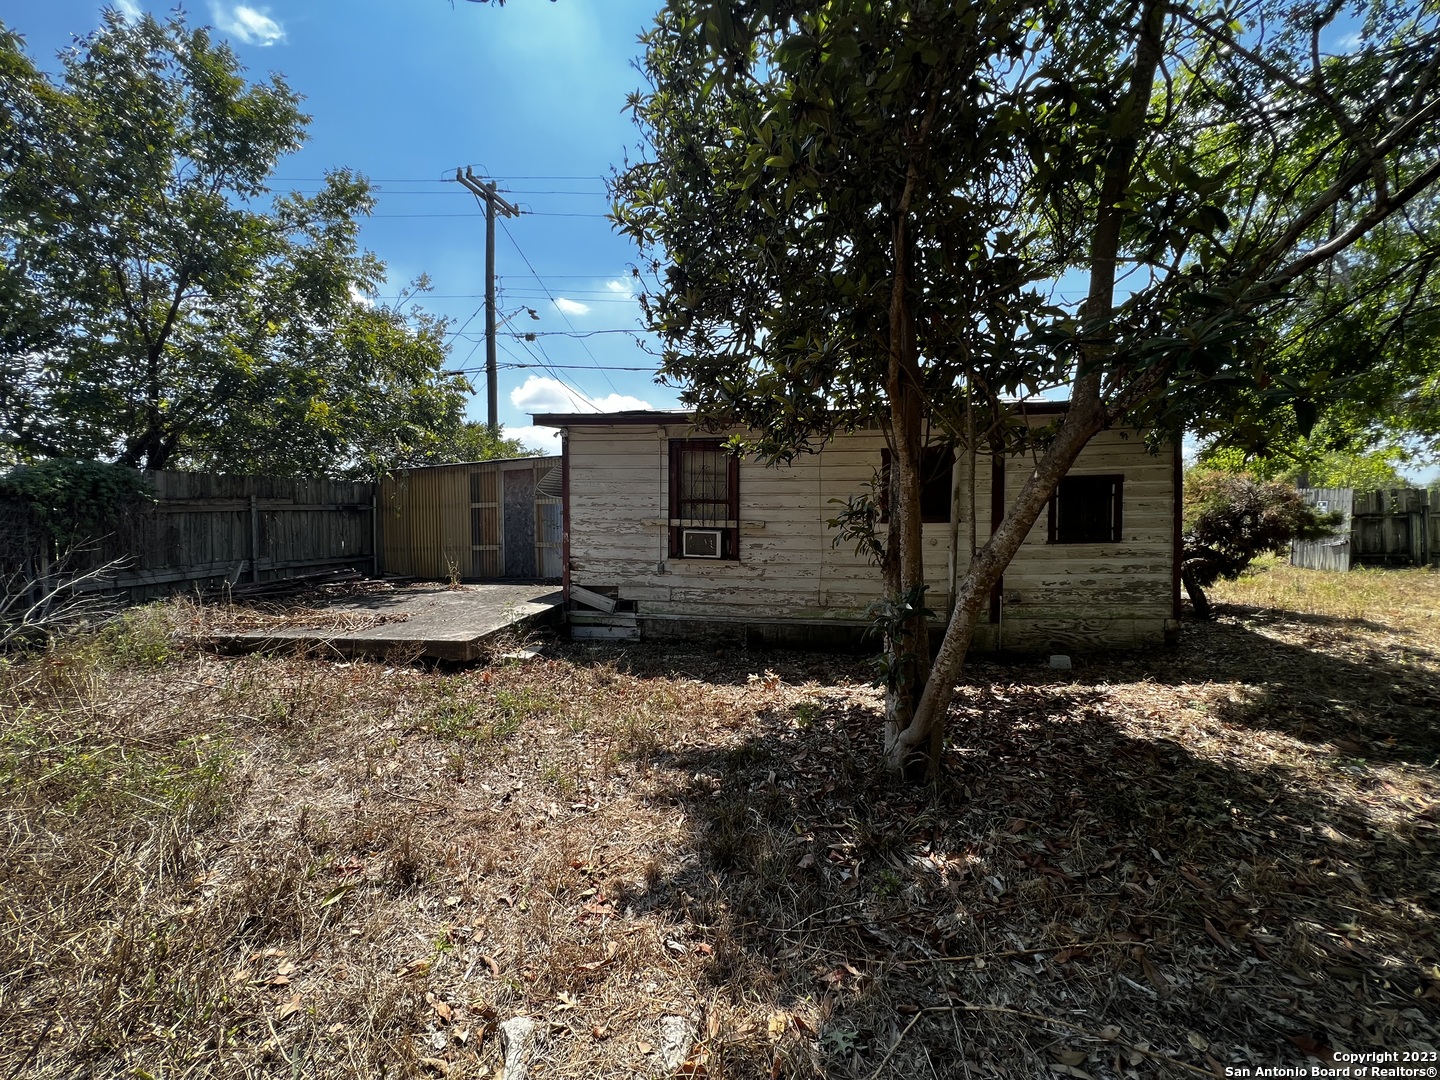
[114,0,143,21]
[605,279,634,295]
[503,425,562,455]
[509,375,652,417]
[211,3,285,46]
[348,284,374,308]
[552,297,591,317]
[589,391,657,412]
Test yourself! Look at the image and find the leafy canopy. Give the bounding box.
[1199,440,1411,490]
[615,0,1053,459]
[0,459,151,549]
[0,11,471,477]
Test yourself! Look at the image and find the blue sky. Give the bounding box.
[4,0,674,453]
[6,1,1433,481]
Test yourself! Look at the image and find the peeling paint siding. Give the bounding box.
[564,424,1177,649]
[998,429,1178,641]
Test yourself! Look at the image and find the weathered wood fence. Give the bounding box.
[1292,486,1440,571]
[2,470,377,603]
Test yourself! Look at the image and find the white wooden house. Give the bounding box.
[533,408,1181,651]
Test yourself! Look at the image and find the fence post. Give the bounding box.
[249,494,260,583]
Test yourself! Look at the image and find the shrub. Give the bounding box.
[0,458,151,549]
[1182,470,1337,618]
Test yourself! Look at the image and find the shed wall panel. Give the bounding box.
[561,423,1176,649]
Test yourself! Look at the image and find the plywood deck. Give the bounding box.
[215,583,562,662]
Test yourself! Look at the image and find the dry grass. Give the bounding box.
[1,562,1436,1078]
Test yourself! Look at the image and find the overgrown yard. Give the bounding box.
[2,561,1437,1078]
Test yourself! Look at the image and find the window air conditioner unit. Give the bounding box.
[681,528,723,558]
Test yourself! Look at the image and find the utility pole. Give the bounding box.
[456,167,521,431]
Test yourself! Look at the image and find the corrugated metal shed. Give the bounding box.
[380,456,561,581]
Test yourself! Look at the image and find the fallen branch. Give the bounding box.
[1,556,129,649]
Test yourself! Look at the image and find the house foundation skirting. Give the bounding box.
[589,612,1179,654]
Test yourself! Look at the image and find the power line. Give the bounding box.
[449,328,487,377]
[498,218,621,395]
[448,362,658,374]
[270,176,456,184]
[499,334,594,404]
[368,279,639,298]
[271,173,609,182]
[504,290,635,300]
[442,303,486,341]
[450,328,652,340]
[364,211,610,219]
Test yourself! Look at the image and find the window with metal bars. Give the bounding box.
[1048,474,1124,543]
[668,439,739,559]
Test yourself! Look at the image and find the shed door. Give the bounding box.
[502,469,537,579]
[470,468,502,578]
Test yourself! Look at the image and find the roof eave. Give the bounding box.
[532,410,696,427]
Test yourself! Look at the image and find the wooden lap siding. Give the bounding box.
[564,423,1177,649]
[988,431,1176,649]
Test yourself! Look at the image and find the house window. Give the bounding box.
[1048,474,1123,543]
[880,445,955,524]
[668,439,739,559]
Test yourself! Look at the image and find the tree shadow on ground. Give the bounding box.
[564,636,872,688]
[1020,609,1439,767]
[607,686,1438,1077]
[562,600,1439,765]
[554,613,1439,1077]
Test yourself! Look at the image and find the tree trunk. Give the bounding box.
[882,215,931,775]
[882,0,1168,778]
[887,403,1107,773]
[1182,567,1212,619]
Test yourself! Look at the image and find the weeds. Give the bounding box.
[0,570,1436,1078]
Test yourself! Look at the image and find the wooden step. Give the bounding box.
[571,623,641,641]
[569,610,637,627]
[569,584,617,613]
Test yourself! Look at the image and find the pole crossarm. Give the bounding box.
[454,167,522,430]
[456,167,521,217]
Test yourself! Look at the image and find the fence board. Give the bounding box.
[2,468,376,604]
[1292,488,1353,571]
[1294,486,1436,570]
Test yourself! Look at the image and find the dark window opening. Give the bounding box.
[1048,474,1124,543]
[668,439,740,559]
[880,445,955,524]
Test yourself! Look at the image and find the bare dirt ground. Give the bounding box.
[2,560,1436,1078]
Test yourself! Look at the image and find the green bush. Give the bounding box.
[0,459,151,547]
[1182,470,1338,617]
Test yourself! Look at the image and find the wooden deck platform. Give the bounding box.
[212,583,562,662]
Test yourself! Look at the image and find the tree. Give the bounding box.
[1188,206,1440,466]
[1199,440,1409,490]
[390,421,541,471]
[0,11,469,477]
[1287,450,1409,491]
[614,0,1440,776]
[1181,469,1336,618]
